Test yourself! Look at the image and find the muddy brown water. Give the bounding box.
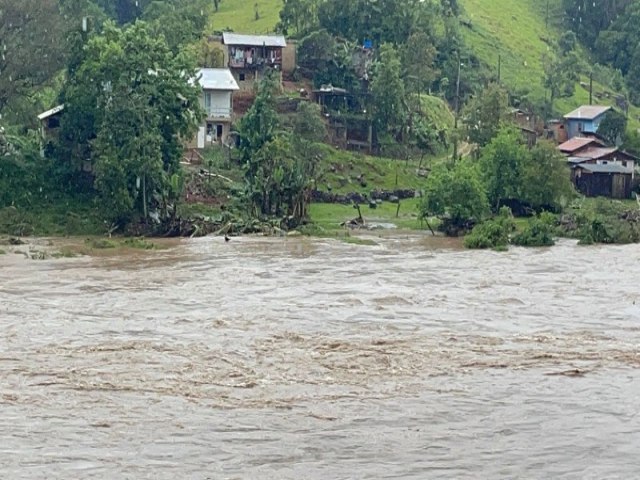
[1,235,640,479]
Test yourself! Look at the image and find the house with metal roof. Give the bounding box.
[191,68,239,149]
[558,137,636,173]
[563,105,611,139]
[220,33,293,91]
[572,161,634,199]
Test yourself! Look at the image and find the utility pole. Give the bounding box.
[453,56,462,161]
[545,0,550,29]
[455,58,461,130]
[589,70,593,105]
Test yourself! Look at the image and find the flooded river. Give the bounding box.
[1,235,640,478]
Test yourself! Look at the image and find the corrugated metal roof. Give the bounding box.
[37,104,64,120]
[196,68,239,91]
[222,32,286,47]
[574,163,633,174]
[558,136,602,153]
[578,146,618,160]
[563,105,611,120]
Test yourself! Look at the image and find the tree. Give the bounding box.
[296,30,361,91]
[237,71,280,170]
[401,32,438,98]
[0,127,45,208]
[278,0,319,37]
[597,109,627,146]
[463,83,510,148]
[370,44,407,140]
[562,0,632,49]
[317,0,442,47]
[143,0,211,53]
[479,126,528,211]
[419,159,489,235]
[238,74,317,224]
[0,0,66,118]
[543,51,581,104]
[520,141,575,211]
[57,21,202,223]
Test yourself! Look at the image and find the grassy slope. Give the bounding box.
[459,0,640,124]
[460,0,552,99]
[210,0,283,33]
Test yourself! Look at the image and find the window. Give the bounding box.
[239,73,246,81]
[204,92,212,112]
[622,161,628,167]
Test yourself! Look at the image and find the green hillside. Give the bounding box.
[210,0,638,123]
[210,0,282,33]
[459,0,556,100]
[459,0,639,122]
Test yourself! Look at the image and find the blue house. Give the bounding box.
[563,105,611,139]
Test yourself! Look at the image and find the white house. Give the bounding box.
[192,68,239,149]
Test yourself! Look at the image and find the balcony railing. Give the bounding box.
[228,57,282,69]
[205,107,232,119]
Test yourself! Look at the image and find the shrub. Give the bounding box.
[512,216,556,247]
[464,207,515,249]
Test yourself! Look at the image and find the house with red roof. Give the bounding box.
[557,128,637,198]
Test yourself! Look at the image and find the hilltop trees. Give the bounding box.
[278,0,319,37]
[562,0,632,49]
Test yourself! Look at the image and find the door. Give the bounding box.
[216,124,224,140]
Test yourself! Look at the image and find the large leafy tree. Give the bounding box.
[463,83,510,148]
[142,0,211,53]
[479,126,528,211]
[419,159,489,234]
[370,44,407,140]
[0,0,66,118]
[401,32,438,98]
[278,0,319,37]
[597,109,627,146]
[0,127,44,208]
[57,21,202,223]
[238,73,316,223]
[520,141,575,211]
[543,51,581,105]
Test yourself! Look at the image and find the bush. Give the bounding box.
[122,237,156,250]
[512,215,556,247]
[420,159,489,236]
[464,207,515,249]
[577,216,640,245]
[85,238,117,249]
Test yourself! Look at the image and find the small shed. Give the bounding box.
[572,163,634,199]
[37,104,64,140]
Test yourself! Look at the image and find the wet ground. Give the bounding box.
[1,235,639,478]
